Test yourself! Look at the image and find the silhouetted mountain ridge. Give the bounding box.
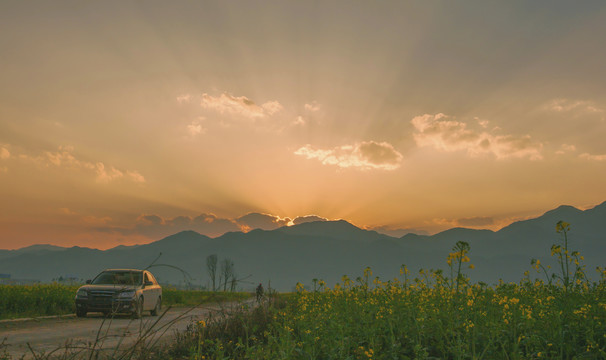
[1,202,604,290]
[275,219,387,242]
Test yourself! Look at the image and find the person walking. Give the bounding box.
[256,283,264,302]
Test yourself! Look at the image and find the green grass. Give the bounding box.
[162,288,252,307]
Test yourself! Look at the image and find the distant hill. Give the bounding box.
[1,202,604,291]
[0,244,67,261]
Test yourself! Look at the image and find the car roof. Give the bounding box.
[102,269,145,272]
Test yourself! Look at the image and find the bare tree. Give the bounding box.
[206,254,218,291]
[220,258,234,291]
[230,271,238,292]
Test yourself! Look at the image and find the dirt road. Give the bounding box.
[0,300,251,359]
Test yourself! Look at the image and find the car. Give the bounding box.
[74,268,162,318]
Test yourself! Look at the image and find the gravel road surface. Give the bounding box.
[0,300,251,359]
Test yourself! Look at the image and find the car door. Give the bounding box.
[143,272,154,310]
[148,271,161,297]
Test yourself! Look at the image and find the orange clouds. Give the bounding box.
[176,92,291,135]
[186,119,206,137]
[579,153,606,161]
[0,146,9,160]
[86,212,332,242]
[0,146,8,173]
[7,145,145,184]
[456,216,495,227]
[200,93,283,119]
[294,141,403,170]
[545,98,603,115]
[411,114,543,160]
[304,102,321,112]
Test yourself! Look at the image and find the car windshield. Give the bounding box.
[91,271,143,286]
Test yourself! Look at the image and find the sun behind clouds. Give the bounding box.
[1,2,605,249]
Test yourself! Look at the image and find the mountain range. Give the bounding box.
[1,202,605,291]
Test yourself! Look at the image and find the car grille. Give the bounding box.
[90,290,116,305]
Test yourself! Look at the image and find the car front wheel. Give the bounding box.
[76,308,87,318]
[132,298,143,319]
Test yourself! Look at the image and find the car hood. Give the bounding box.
[79,284,141,292]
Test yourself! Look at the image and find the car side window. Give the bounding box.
[144,273,151,284]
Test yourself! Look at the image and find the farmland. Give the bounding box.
[166,270,606,359]
[0,284,78,320]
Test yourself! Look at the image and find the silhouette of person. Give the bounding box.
[256,283,264,302]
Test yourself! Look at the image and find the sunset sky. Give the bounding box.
[1,1,606,250]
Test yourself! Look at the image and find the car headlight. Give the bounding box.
[76,289,88,298]
[118,290,136,298]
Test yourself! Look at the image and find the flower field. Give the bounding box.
[275,270,605,359]
[180,223,606,359]
[182,269,606,359]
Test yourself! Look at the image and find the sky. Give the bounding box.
[1,1,606,250]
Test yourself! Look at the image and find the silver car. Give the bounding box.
[74,269,162,318]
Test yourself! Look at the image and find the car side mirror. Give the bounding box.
[86,279,92,284]
[144,281,153,287]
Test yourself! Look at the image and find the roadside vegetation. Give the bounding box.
[0,283,78,320]
[162,288,251,307]
[0,285,250,320]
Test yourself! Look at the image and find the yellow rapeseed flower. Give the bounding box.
[556,221,570,233]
